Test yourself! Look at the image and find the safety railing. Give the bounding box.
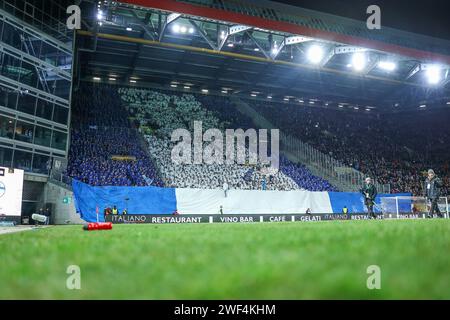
[281,133,389,193]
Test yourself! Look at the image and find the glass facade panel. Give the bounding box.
[1,53,22,82]
[0,114,15,139]
[35,99,54,121]
[51,130,67,151]
[15,120,34,143]
[32,153,50,174]
[53,105,68,125]
[13,149,32,171]
[0,146,13,167]
[17,92,37,115]
[0,88,18,109]
[34,125,52,147]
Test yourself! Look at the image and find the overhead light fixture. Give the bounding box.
[365,108,371,111]
[93,77,101,81]
[227,43,234,47]
[299,99,304,103]
[180,26,187,33]
[170,84,177,88]
[378,61,397,71]
[283,97,289,101]
[354,107,359,110]
[251,93,257,97]
[108,78,116,81]
[201,89,209,93]
[220,31,226,40]
[221,90,228,94]
[96,10,104,20]
[271,41,279,55]
[172,24,180,33]
[184,86,190,89]
[338,105,344,108]
[188,27,194,34]
[426,65,442,85]
[419,104,427,108]
[309,101,315,104]
[446,102,450,105]
[126,27,132,31]
[307,45,324,64]
[267,95,272,99]
[352,52,366,71]
[130,80,137,83]
[254,48,260,52]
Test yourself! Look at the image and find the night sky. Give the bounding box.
[271,0,450,40]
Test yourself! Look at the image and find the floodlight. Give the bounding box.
[180,26,187,33]
[426,65,441,84]
[172,24,180,33]
[307,45,324,64]
[378,61,397,71]
[97,10,104,20]
[352,52,366,71]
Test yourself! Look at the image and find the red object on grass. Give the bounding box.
[83,222,113,231]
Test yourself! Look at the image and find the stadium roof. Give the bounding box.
[76,0,450,112]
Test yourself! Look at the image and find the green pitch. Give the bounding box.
[1,219,450,299]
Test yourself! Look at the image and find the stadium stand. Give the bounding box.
[66,85,163,186]
[243,99,450,195]
[115,86,334,191]
[67,84,448,196]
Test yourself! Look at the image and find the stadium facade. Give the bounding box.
[0,0,73,219]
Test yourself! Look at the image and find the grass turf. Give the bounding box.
[1,219,450,299]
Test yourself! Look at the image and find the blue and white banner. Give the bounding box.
[72,180,411,222]
[72,180,177,222]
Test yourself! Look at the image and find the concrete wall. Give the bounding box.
[44,181,84,224]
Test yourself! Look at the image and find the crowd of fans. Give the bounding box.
[117,87,335,191]
[67,85,163,186]
[69,83,448,196]
[245,99,449,195]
